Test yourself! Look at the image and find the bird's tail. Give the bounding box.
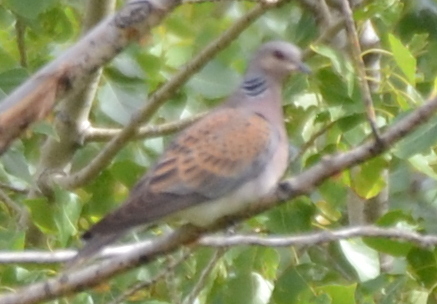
[66,232,124,269]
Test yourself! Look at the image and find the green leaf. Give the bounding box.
[84,170,119,218]
[0,46,17,72]
[54,189,82,246]
[165,44,193,68]
[388,33,416,85]
[97,81,146,125]
[408,154,437,179]
[223,271,272,304]
[187,60,240,99]
[32,121,59,139]
[316,68,354,106]
[394,90,410,111]
[339,239,380,282]
[0,231,25,250]
[407,290,428,304]
[272,266,310,304]
[407,247,437,288]
[351,157,388,199]
[0,5,15,28]
[111,160,145,188]
[109,53,147,81]
[342,122,367,146]
[364,211,414,257]
[71,293,95,304]
[0,148,33,185]
[4,0,56,19]
[318,179,348,210]
[265,197,315,233]
[23,198,56,233]
[394,115,437,159]
[252,248,280,280]
[39,7,75,42]
[312,45,350,76]
[136,52,163,88]
[316,284,357,304]
[165,8,195,39]
[292,10,318,45]
[293,93,319,110]
[0,68,29,93]
[336,113,366,132]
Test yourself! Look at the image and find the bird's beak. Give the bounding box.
[298,62,311,74]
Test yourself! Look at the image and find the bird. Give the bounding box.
[72,40,310,265]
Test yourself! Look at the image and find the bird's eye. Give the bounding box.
[273,50,286,60]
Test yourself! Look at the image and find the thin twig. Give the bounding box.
[166,254,181,304]
[297,120,336,159]
[108,250,192,304]
[340,0,381,142]
[182,248,226,304]
[0,188,29,228]
[15,17,27,68]
[0,182,28,194]
[85,112,205,142]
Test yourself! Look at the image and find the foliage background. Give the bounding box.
[1,0,437,303]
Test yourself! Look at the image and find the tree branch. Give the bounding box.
[340,0,380,140]
[0,188,29,228]
[84,112,205,142]
[0,182,28,194]
[0,226,434,265]
[15,17,27,68]
[200,226,437,248]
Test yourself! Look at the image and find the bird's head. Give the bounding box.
[250,40,310,82]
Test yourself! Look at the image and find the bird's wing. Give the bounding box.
[85,107,277,236]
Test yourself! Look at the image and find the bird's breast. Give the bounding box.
[173,130,288,226]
